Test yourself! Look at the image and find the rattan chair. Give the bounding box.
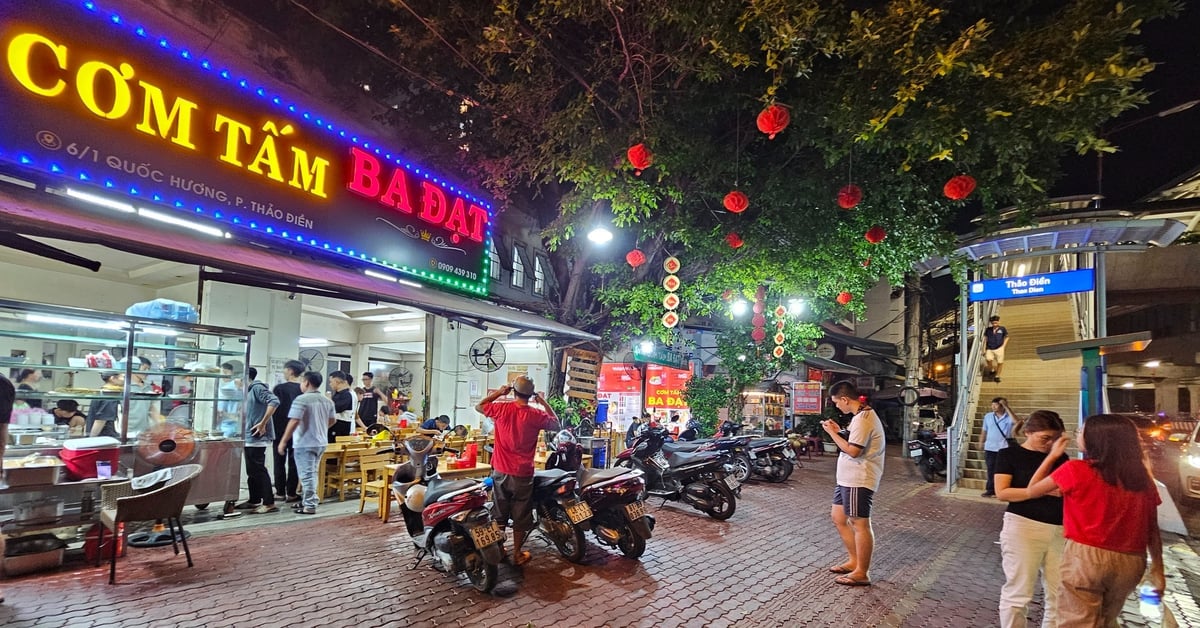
[98,463,203,584]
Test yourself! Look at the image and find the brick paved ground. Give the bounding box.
[0,446,1195,627]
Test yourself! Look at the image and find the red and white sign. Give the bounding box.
[792,381,823,414]
[597,363,642,394]
[644,364,691,409]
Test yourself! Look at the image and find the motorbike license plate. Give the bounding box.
[652,452,669,469]
[624,500,646,520]
[564,500,593,524]
[908,447,924,458]
[783,447,796,460]
[724,475,740,490]
[469,521,503,547]
[747,450,757,460]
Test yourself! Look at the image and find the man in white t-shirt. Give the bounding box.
[278,371,336,515]
[822,380,886,587]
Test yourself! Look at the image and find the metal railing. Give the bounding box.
[948,289,996,491]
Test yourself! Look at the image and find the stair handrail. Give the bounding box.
[948,298,997,491]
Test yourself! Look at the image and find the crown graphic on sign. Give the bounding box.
[420,230,432,241]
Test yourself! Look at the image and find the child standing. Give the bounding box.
[1025,414,1164,626]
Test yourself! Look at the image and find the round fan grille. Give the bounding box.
[136,423,197,467]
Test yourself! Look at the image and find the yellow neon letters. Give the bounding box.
[6,33,66,97]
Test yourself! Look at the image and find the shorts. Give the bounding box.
[985,346,1005,364]
[833,485,875,518]
[490,472,534,532]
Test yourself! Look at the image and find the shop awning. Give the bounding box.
[802,356,869,374]
[820,330,900,359]
[0,187,598,341]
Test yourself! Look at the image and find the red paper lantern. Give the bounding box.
[723,190,750,214]
[752,313,766,327]
[837,184,863,209]
[625,249,646,268]
[772,345,785,359]
[836,291,853,305]
[627,143,653,175]
[725,232,744,249]
[751,327,767,343]
[756,104,790,140]
[943,174,976,200]
[865,225,887,244]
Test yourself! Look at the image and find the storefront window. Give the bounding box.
[511,245,526,290]
[533,257,546,295]
[489,240,501,280]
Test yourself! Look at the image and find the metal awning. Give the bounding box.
[0,186,598,341]
[821,330,900,359]
[915,218,1188,275]
[803,356,869,375]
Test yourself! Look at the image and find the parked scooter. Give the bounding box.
[615,426,738,520]
[654,434,754,485]
[545,432,655,559]
[393,436,503,593]
[745,437,797,483]
[906,423,948,483]
[529,467,591,563]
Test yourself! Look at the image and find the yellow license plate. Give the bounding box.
[469,521,503,547]
[624,500,646,520]
[565,500,593,524]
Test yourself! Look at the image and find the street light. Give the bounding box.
[787,298,804,315]
[1144,360,1161,368]
[639,340,655,354]
[731,300,749,316]
[587,226,613,244]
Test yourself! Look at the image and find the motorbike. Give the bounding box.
[545,432,655,559]
[648,434,754,484]
[393,436,503,593]
[744,437,797,483]
[614,426,738,520]
[907,423,948,483]
[529,467,592,563]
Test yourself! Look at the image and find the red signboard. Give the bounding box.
[792,381,823,414]
[597,363,642,394]
[0,0,491,295]
[644,364,691,409]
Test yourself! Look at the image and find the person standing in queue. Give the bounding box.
[327,371,354,443]
[475,376,561,566]
[277,371,336,515]
[272,360,305,503]
[823,380,885,587]
[236,367,279,515]
[87,372,124,438]
[356,372,384,431]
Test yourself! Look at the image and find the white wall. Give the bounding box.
[0,259,154,311]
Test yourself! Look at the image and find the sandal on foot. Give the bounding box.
[828,565,854,574]
[834,575,871,587]
[513,550,532,566]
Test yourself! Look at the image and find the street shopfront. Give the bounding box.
[0,0,594,549]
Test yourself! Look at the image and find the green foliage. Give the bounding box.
[682,375,735,436]
[546,396,590,426]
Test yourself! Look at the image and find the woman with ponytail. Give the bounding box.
[1025,414,1164,626]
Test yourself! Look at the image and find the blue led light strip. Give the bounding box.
[62,0,494,295]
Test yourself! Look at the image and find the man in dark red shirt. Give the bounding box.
[475,375,560,566]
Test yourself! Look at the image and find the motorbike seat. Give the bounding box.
[748,437,785,449]
[661,441,705,453]
[533,468,571,489]
[423,477,479,504]
[577,467,632,488]
[667,449,721,466]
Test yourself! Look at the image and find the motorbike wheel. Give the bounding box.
[768,459,794,483]
[617,523,646,559]
[732,455,752,484]
[919,458,938,483]
[704,481,737,520]
[464,550,498,593]
[547,506,588,564]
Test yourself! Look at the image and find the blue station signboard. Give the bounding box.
[968,269,1095,302]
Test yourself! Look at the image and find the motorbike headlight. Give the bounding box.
[1187,455,1200,469]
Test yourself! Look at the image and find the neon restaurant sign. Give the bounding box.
[0,0,493,295]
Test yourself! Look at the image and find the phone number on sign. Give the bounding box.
[435,262,478,281]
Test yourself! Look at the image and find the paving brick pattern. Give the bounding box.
[0,448,1192,627]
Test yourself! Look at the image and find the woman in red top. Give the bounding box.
[1026,414,1164,627]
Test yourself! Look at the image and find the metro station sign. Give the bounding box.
[0,0,492,295]
[968,269,1095,302]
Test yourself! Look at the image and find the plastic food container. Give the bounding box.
[2,457,64,487]
[14,497,64,525]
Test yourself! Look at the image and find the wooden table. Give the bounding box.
[533,453,593,470]
[386,462,493,481]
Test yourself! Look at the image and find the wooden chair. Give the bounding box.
[357,451,397,521]
[326,443,370,501]
[98,463,203,584]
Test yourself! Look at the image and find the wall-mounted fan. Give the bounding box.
[388,365,414,395]
[616,351,642,381]
[468,337,506,373]
[298,348,325,373]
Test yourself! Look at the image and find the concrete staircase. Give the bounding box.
[959,297,1082,491]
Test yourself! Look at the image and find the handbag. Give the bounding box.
[993,414,1019,449]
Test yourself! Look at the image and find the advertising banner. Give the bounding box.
[0,0,492,294]
[644,364,691,409]
[792,381,823,414]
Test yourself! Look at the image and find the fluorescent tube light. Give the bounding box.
[137,207,225,237]
[503,340,540,349]
[398,279,423,289]
[365,269,398,282]
[298,337,328,347]
[383,324,420,332]
[27,314,126,331]
[67,188,135,213]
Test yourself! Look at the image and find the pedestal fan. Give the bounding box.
[126,423,198,547]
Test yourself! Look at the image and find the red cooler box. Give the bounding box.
[60,437,122,481]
